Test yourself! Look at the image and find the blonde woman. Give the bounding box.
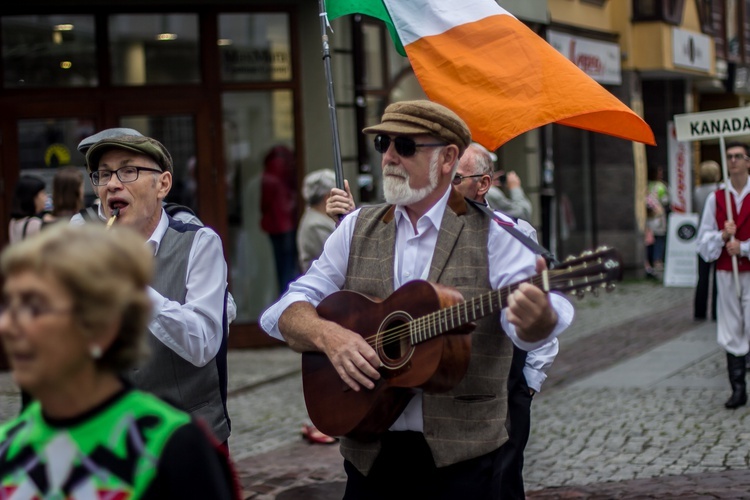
[0,224,239,499]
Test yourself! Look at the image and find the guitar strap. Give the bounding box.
[465,197,560,269]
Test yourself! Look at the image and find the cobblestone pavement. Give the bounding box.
[2,280,749,498]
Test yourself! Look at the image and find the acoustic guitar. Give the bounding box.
[302,246,622,440]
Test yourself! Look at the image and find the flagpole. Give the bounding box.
[719,135,741,299]
[318,0,345,191]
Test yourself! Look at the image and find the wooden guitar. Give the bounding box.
[302,246,623,440]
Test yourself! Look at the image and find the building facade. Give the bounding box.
[1,1,747,346]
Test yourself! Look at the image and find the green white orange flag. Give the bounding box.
[326,0,655,149]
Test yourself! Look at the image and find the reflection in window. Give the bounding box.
[119,115,198,215]
[223,90,297,322]
[110,14,200,85]
[17,118,97,206]
[218,13,291,82]
[2,15,97,88]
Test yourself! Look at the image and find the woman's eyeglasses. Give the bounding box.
[0,298,72,323]
[373,135,446,157]
[452,173,485,185]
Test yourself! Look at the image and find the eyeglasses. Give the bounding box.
[90,166,162,186]
[727,153,749,162]
[373,135,446,157]
[452,173,485,185]
[0,298,71,324]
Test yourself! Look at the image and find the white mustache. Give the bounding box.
[383,165,407,178]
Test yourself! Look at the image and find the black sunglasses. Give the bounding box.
[373,135,446,157]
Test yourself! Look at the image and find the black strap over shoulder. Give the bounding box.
[164,202,196,218]
[465,197,560,269]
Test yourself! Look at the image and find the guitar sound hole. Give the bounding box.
[381,319,411,363]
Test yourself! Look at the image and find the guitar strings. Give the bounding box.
[361,273,548,349]
[360,260,607,350]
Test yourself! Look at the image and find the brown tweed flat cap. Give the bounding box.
[363,100,471,156]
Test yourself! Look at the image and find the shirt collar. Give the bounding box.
[393,185,452,233]
[146,210,169,255]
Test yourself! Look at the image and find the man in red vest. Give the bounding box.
[697,141,750,409]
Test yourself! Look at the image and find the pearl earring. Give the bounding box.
[89,345,103,359]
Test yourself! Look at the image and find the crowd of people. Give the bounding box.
[2,101,746,498]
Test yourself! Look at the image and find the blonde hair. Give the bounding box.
[699,161,721,184]
[0,223,154,373]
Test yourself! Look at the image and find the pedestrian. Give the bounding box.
[0,223,240,499]
[74,131,233,446]
[475,144,532,222]
[260,99,573,498]
[43,166,85,226]
[647,164,670,271]
[297,168,338,444]
[453,142,558,498]
[8,175,49,244]
[693,160,721,321]
[260,144,300,296]
[297,168,337,273]
[696,142,750,409]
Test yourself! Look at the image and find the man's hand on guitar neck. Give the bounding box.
[506,256,559,344]
[278,301,382,392]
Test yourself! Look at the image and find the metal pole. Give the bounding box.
[318,0,345,191]
[719,135,741,299]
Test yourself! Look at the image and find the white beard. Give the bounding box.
[382,150,441,205]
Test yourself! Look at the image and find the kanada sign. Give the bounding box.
[674,107,750,142]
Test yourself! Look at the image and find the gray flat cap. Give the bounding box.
[77,128,144,154]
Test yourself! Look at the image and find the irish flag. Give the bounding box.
[327,0,655,149]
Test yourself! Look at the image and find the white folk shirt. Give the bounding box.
[261,186,573,432]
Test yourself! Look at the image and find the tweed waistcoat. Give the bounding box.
[339,189,513,475]
[126,219,230,443]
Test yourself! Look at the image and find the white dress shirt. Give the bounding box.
[72,207,230,367]
[260,186,573,430]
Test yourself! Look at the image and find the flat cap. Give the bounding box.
[85,134,174,175]
[77,128,144,154]
[363,100,471,156]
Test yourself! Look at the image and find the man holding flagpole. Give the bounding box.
[697,142,750,409]
[260,100,573,498]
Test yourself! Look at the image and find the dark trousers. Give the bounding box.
[269,231,299,295]
[343,432,503,500]
[492,346,532,500]
[694,256,717,320]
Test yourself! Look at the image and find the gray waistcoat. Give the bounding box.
[126,221,230,443]
[339,189,513,475]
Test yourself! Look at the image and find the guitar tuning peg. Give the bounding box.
[606,283,617,292]
[565,255,576,262]
[596,245,610,252]
[590,287,599,298]
[575,290,587,300]
[580,250,593,257]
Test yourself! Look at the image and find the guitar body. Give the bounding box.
[302,280,474,440]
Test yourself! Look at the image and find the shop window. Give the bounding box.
[695,0,715,33]
[222,90,296,322]
[109,14,200,85]
[2,15,97,88]
[16,117,97,205]
[218,13,291,83]
[632,0,685,24]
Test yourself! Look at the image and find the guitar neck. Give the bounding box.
[411,273,544,344]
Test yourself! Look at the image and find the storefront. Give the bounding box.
[0,1,337,347]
